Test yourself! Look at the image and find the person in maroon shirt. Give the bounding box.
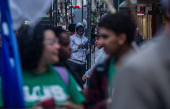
[84,12,136,109]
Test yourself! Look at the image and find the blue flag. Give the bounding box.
[0,0,25,108]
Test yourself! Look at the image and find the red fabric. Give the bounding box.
[84,57,111,109]
[72,32,76,35]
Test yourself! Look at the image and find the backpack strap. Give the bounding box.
[94,57,111,84]
[54,66,69,88]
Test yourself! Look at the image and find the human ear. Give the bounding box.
[118,33,127,45]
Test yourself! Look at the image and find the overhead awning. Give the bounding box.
[119,0,160,7]
[137,0,160,4]
[119,0,137,7]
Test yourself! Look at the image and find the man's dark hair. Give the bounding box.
[76,25,84,32]
[53,27,67,38]
[92,34,99,39]
[68,24,76,33]
[99,12,136,45]
[18,24,53,70]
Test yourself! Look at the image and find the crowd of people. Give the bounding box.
[0,0,170,108]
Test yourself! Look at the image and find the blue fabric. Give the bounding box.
[0,0,25,108]
[91,39,95,45]
[84,27,87,37]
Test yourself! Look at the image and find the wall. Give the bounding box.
[137,14,152,39]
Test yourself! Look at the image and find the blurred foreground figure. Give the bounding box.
[53,27,84,91]
[84,12,136,109]
[0,25,85,108]
[113,1,170,109]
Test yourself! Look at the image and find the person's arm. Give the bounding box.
[84,69,107,109]
[59,72,85,109]
[113,64,157,109]
[68,72,85,105]
[84,50,104,78]
[84,64,95,78]
[70,36,79,53]
[82,63,96,82]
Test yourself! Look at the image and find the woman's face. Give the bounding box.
[41,29,60,65]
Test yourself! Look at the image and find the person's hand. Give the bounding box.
[78,44,83,49]
[82,74,87,82]
[85,44,88,49]
[31,101,58,109]
[31,102,43,109]
[58,97,79,109]
[106,98,112,109]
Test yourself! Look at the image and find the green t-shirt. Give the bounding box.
[0,65,85,108]
[108,57,117,87]
[107,57,117,97]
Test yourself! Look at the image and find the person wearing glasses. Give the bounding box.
[0,24,85,109]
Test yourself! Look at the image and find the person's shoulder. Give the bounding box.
[119,42,159,76]
[66,70,73,80]
[100,48,106,54]
[70,34,76,39]
[83,36,88,40]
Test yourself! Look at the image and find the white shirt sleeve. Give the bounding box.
[85,48,107,78]
[70,36,78,52]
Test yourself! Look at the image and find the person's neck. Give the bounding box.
[97,47,102,50]
[113,45,130,65]
[32,61,48,73]
[59,59,66,63]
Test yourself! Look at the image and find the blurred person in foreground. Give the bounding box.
[113,0,170,109]
[68,22,89,84]
[66,29,70,36]
[82,33,107,82]
[53,27,84,91]
[84,12,136,109]
[0,24,85,108]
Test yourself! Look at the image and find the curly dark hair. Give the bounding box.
[17,24,53,70]
[99,12,136,45]
[53,27,66,38]
[68,24,76,33]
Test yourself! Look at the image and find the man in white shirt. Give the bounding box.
[82,34,108,82]
[67,22,89,83]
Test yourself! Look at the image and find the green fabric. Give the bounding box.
[108,57,117,87]
[0,65,85,108]
[0,78,2,107]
